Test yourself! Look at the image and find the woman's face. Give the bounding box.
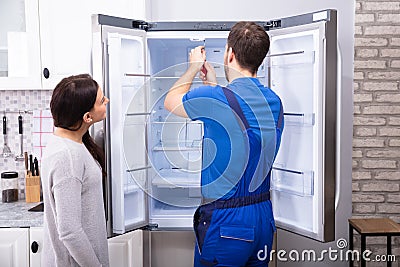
[90,86,109,123]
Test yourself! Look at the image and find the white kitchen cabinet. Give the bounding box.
[29,227,43,267]
[108,229,143,267]
[38,0,148,89]
[0,228,29,267]
[0,0,42,90]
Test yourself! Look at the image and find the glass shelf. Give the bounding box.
[150,76,227,80]
[152,169,201,188]
[152,140,202,151]
[151,198,200,215]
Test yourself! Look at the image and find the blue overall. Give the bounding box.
[182,78,284,267]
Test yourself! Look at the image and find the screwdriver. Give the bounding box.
[201,40,207,76]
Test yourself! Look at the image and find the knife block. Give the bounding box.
[25,172,41,203]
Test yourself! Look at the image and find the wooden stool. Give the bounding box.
[349,218,400,267]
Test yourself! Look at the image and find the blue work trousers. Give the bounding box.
[193,199,275,267]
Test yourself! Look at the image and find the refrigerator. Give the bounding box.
[91,9,337,265]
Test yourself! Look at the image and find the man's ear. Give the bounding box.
[227,47,234,63]
[83,112,93,123]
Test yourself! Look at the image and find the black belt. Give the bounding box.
[201,191,270,209]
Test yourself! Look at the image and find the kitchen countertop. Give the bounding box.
[0,198,43,228]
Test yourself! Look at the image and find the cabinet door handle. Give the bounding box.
[43,68,50,79]
[31,241,39,253]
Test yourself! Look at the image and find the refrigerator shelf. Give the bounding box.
[152,206,197,215]
[124,73,151,77]
[151,76,227,80]
[152,140,202,151]
[152,176,200,188]
[151,197,200,215]
[124,183,140,194]
[152,169,200,188]
[271,167,314,196]
[284,112,315,126]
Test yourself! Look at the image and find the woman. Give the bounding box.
[41,74,110,267]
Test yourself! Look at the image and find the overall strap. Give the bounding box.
[221,87,250,130]
[277,99,284,129]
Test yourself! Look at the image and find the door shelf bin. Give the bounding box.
[284,112,315,126]
[267,50,315,68]
[125,167,148,194]
[271,167,314,196]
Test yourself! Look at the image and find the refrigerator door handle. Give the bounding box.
[335,43,342,212]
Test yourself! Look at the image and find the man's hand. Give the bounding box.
[188,46,206,72]
[164,46,206,117]
[199,61,217,86]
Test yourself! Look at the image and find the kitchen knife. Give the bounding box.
[18,115,22,135]
[34,157,39,177]
[2,116,5,135]
[24,152,29,172]
[29,154,34,176]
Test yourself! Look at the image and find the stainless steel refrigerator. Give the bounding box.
[91,9,337,266]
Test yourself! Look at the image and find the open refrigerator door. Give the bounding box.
[266,10,337,242]
[107,29,149,234]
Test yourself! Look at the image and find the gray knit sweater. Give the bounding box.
[41,135,109,267]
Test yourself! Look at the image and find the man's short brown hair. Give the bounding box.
[227,21,270,74]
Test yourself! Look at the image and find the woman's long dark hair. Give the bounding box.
[50,74,106,178]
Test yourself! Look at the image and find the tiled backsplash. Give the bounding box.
[0,90,52,197]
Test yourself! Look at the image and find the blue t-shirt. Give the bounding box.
[182,77,283,199]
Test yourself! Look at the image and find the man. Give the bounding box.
[164,21,284,267]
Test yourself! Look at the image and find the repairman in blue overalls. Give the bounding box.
[164,21,284,267]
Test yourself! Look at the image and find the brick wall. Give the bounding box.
[353,0,400,260]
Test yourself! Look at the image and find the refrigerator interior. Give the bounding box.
[145,33,228,228]
[111,32,231,229]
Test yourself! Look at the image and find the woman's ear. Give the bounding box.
[83,112,93,123]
